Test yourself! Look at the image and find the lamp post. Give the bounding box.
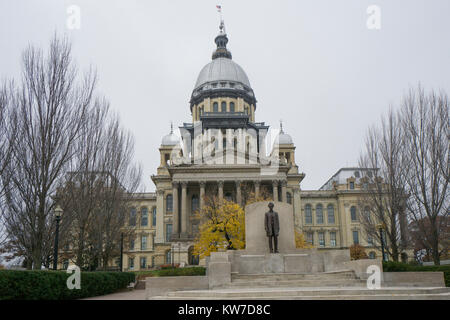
[119,233,124,272]
[53,205,63,270]
[378,224,386,262]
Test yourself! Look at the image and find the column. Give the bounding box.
[180,182,187,236]
[272,180,279,202]
[155,189,165,243]
[281,180,287,203]
[199,181,206,210]
[218,180,224,200]
[254,180,260,198]
[235,180,242,206]
[172,182,179,238]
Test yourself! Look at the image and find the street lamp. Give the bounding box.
[377,223,387,262]
[119,233,124,272]
[53,205,63,270]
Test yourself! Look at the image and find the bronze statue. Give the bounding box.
[264,202,280,253]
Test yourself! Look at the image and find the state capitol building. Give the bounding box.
[104,22,381,271]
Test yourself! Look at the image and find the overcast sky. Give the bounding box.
[1,0,449,191]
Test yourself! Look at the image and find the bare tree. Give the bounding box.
[358,108,409,262]
[0,35,95,269]
[401,86,449,265]
[57,107,142,270]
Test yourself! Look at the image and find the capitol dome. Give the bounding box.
[190,21,256,108]
[194,57,251,90]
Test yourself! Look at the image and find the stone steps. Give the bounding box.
[156,287,450,300]
[231,271,357,282]
[151,292,450,300]
[225,279,367,288]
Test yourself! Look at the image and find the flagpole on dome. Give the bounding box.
[216,4,226,34]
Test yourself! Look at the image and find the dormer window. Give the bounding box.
[354,171,360,178]
[349,181,355,190]
[220,82,226,88]
[211,83,217,88]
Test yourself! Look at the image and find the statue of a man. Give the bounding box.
[264,202,280,253]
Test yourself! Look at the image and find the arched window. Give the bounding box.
[244,106,249,115]
[230,102,235,112]
[221,101,226,112]
[129,208,136,226]
[327,204,335,224]
[369,251,376,259]
[141,207,148,226]
[350,206,357,221]
[305,204,312,224]
[152,207,157,226]
[191,195,199,214]
[213,102,218,112]
[166,194,173,213]
[316,204,323,224]
[286,192,292,204]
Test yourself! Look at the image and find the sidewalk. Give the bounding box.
[83,289,146,300]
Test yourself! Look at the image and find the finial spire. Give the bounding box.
[212,5,232,60]
[280,119,284,133]
[170,122,173,134]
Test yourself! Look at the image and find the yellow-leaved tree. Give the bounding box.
[294,230,314,249]
[193,197,245,258]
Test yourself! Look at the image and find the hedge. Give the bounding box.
[0,270,135,300]
[135,266,206,280]
[383,261,450,287]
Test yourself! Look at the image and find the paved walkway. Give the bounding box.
[83,289,146,300]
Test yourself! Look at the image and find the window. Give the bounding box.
[62,259,69,270]
[166,250,172,264]
[221,101,226,112]
[128,257,134,270]
[305,204,312,224]
[140,257,147,269]
[166,224,172,243]
[129,208,136,226]
[327,205,335,224]
[369,251,376,259]
[367,235,374,246]
[354,171,360,178]
[307,232,314,245]
[141,207,148,226]
[129,238,135,250]
[363,182,368,190]
[213,102,218,112]
[330,232,336,247]
[244,106,249,115]
[353,231,359,244]
[230,102,235,112]
[318,232,325,247]
[225,192,233,202]
[316,204,323,224]
[191,195,199,214]
[141,235,147,250]
[166,194,173,213]
[152,207,157,226]
[350,206,357,221]
[367,171,373,178]
[364,206,371,223]
[349,181,355,190]
[286,192,292,204]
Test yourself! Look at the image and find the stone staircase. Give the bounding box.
[148,270,450,300]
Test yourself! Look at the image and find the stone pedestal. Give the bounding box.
[245,201,296,253]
